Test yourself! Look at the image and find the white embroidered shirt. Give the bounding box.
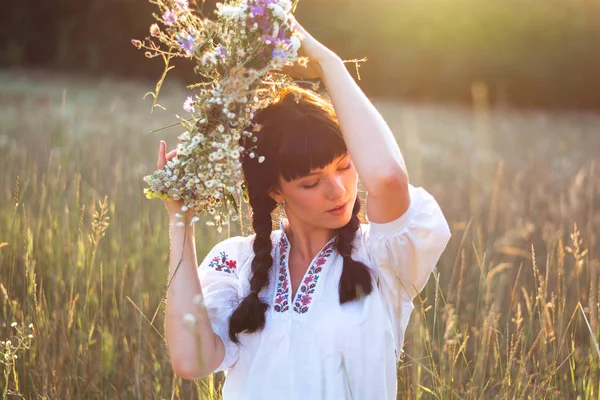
[198,184,451,400]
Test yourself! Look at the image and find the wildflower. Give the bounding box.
[28,334,33,339]
[290,35,301,53]
[202,52,217,65]
[175,221,185,227]
[176,0,189,11]
[272,48,287,63]
[177,31,196,55]
[230,150,240,159]
[217,5,242,20]
[11,322,17,328]
[178,131,191,141]
[268,3,287,21]
[217,125,225,133]
[191,216,200,223]
[258,156,265,163]
[214,44,229,60]
[279,0,293,12]
[28,323,33,329]
[250,3,266,16]
[183,96,195,112]
[162,9,177,26]
[298,56,309,68]
[131,39,142,49]
[150,23,160,37]
[203,19,214,30]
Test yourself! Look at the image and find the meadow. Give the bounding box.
[1,69,599,399]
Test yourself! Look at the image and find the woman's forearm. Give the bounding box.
[318,56,408,194]
[165,219,224,379]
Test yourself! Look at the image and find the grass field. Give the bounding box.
[1,69,599,399]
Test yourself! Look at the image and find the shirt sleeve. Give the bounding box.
[366,184,451,355]
[198,236,249,373]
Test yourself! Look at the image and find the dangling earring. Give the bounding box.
[279,200,286,214]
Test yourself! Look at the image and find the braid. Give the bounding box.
[337,197,373,304]
[228,194,276,344]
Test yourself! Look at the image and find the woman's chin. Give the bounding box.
[326,212,353,230]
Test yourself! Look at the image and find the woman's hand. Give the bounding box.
[156,141,186,217]
[280,16,341,80]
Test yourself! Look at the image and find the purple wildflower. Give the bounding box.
[177,31,196,55]
[272,48,287,63]
[250,5,266,17]
[162,9,177,26]
[183,96,195,112]
[214,44,229,60]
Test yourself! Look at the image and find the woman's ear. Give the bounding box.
[269,189,283,205]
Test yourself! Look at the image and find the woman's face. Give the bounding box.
[272,154,358,231]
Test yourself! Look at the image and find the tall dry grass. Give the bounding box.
[0,70,599,399]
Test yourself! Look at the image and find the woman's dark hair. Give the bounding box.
[228,85,373,343]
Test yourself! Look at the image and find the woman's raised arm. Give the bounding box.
[285,21,410,224]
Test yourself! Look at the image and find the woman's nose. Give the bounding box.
[325,176,346,200]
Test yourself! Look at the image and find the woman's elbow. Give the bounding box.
[370,169,408,194]
[173,366,201,381]
[172,359,214,381]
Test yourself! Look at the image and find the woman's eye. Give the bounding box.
[302,180,320,189]
[339,163,352,171]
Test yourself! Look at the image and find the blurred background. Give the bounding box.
[1,0,599,399]
[3,0,600,110]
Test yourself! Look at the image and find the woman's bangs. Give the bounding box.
[277,120,347,182]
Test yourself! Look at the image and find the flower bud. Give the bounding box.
[131,39,143,49]
[150,24,160,37]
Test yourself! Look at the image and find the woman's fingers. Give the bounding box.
[157,141,178,170]
[157,141,166,170]
[166,149,178,161]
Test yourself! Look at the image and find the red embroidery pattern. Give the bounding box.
[208,251,237,274]
[274,235,290,312]
[293,241,335,314]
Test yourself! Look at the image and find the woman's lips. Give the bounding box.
[327,202,348,216]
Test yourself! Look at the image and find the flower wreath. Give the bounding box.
[133,0,304,231]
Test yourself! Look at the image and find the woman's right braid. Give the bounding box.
[228,193,276,344]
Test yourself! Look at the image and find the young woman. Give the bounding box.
[157,20,451,399]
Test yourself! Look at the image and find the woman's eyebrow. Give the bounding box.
[301,171,321,178]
